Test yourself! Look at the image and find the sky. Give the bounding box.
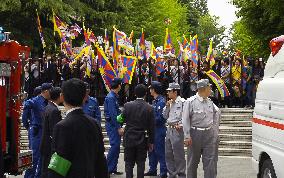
[207,0,238,29]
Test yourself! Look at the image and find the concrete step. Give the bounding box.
[219,134,251,142]
[219,141,252,149]
[218,148,251,157]
[220,108,253,114]
[219,126,252,135]
[220,120,252,127]
[221,115,252,121]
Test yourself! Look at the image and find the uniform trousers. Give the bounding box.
[148,127,167,176]
[165,127,186,178]
[25,126,42,178]
[124,140,148,178]
[186,127,218,178]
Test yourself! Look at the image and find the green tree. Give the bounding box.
[231,0,284,58]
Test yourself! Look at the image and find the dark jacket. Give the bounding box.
[122,99,155,147]
[48,109,108,178]
[40,102,62,177]
[40,102,62,156]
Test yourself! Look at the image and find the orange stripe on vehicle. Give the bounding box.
[252,118,284,131]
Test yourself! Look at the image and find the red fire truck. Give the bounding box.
[0,33,32,175]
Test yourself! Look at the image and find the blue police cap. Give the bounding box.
[149,81,162,90]
[111,78,122,88]
[41,83,53,91]
[33,86,42,96]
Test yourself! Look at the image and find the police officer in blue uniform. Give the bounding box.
[104,78,123,175]
[22,86,42,178]
[83,82,101,124]
[22,83,52,178]
[145,81,167,178]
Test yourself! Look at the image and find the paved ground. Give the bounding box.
[7,155,256,178]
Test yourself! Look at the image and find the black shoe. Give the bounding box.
[109,171,123,175]
[144,171,157,176]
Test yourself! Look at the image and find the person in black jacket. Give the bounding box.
[48,78,108,178]
[121,84,155,178]
[40,87,63,177]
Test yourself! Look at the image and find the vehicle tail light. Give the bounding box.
[270,35,284,57]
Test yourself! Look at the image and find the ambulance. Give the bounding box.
[252,35,284,178]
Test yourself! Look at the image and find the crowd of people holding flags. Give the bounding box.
[26,11,265,108]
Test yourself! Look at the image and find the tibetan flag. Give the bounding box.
[206,70,230,98]
[177,40,183,61]
[156,56,165,76]
[97,46,117,92]
[74,46,91,60]
[69,23,82,39]
[190,35,198,66]
[104,29,109,51]
[129,30,134,44]
[139,28,147,60]
[36,10,46,49]
[164,28,174,54]
[113,27,127,75]
[83,22,96,46]
[52,12,67,37]
[61,37,73,56]
[86,50,93,77]
[120,55,137,84]
[206,39,215,68]
[181,34,189,49]
[151,44,157,60]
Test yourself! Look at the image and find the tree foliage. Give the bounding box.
[231,0,284,58]
[0,0,225,56]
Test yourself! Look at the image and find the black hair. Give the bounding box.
[172,89,180,96]
[50,87,62,101]
[135,84,147,98]
[62,78,86,107]
[111,83,121,90]
[84,82,90,90]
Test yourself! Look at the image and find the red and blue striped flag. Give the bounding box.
[97,46,117,92]
[120,55,137,84]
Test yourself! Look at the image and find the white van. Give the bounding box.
[253,35,284,178]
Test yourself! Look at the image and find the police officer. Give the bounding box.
[182,79,220,178]
[22,86,42,178]
[163,83,186,178]
[104,78,123,175]
[83,82,101,124]
[22,83,52,178]
[145,81,167,178]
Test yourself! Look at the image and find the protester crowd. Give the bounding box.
[24,52,265,108]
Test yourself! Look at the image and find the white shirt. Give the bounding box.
[65,107,82,116]
[50,101,60,110]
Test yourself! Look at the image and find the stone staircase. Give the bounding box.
[20,107,253,157]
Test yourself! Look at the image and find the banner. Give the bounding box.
[206,70,230,98]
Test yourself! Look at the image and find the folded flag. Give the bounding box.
[206,70,230,98]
